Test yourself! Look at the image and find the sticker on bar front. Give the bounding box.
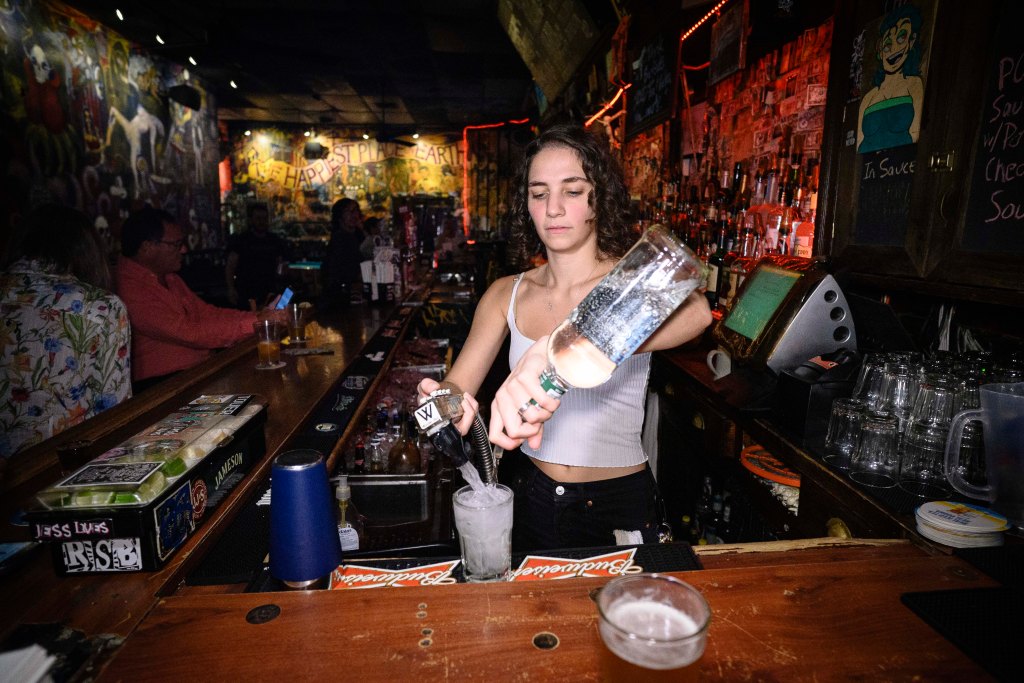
[329,560,460,589]
[509,548,643,581]
[61,538,143,572]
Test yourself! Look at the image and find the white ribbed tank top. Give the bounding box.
[507,274,650,468]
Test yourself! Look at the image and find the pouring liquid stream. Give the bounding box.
[458,461,504,504]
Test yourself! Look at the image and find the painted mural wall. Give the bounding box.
[227,127,463,229]
[0,0,221,251]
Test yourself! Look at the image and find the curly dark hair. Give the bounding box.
[507,123,634,268]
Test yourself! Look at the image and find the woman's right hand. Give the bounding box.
[417,377,479,436]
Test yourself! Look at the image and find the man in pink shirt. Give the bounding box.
[116,207,269,391]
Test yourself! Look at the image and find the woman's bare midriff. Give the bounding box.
[530,458,646,483]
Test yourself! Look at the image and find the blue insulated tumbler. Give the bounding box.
[269,449,342,587]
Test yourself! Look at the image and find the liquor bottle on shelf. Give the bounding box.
[704,224,728,311]
[777,204,794,256]
[367,437,387,474]
[718,213,744,310]
[336,475,363,552]
[727,211,761,299]
[720,500,734,543]
[729,162,745,209]
[351,442,366,475]
[763,154,781,215]
[388,408,421,474]
[704,493,725,544]
[697,475,714,523]
[750,159,767,210]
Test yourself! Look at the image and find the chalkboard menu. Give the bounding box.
[710,1,745,86]
[627,34,674,136]
[962,0,1024,254]
[854,145,915,247]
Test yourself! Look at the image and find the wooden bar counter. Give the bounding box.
[0,299,405,642]
[97,539,998,682]
[0,297,1005,681]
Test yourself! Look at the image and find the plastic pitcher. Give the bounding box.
[945,383,1024,529]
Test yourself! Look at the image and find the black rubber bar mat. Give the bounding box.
[187,305,416,587]
[901,587,1022,682]
[246,542,703,592]
[806,437,982,518]
[953,544,1024,588]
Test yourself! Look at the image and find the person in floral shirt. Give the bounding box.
[1,204,131,457]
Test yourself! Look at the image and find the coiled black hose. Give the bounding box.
[468,415,496,484]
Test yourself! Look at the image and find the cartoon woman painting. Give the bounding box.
[857,4,925,154]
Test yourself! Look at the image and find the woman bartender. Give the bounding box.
[419,123,711,550]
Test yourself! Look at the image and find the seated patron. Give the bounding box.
[0,204,131,457]
[116,207,274,392]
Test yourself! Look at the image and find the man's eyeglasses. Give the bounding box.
[156,239,185,249]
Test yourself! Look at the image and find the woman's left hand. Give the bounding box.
[489,336,560,451]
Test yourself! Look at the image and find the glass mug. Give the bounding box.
[596,574,711,683]
[945,382,1024,529]
[706,347,732,380]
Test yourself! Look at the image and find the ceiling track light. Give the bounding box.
[244,130,251,136]
[115,9,124,21]
[412,133,420,139]
[362,132,370,140]
[155,34,164,45]
[188,56,197,66]
[229,80,238,89]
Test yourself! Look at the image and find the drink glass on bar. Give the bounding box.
[288,302,310,344]
[452,484,513,582]
[596,574,711,683]
[254,319,286,370]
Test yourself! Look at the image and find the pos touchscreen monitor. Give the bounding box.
[713,256,857,375]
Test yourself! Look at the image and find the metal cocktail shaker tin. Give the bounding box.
[269,449,342,588]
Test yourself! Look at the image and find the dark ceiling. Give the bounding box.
[68,0,553,136]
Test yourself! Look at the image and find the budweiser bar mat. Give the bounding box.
[901,587,1021,682]
[245,542,702,592]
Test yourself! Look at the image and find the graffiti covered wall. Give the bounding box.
[0,0,221,250]
[228,127,463,226]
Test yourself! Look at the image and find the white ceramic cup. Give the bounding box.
[706,348,732,380]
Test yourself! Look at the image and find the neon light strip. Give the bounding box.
[584,83,632,127]
[462,118,530,234]
[681,0,729,43]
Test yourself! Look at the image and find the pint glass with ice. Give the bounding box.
[452,483,513,582]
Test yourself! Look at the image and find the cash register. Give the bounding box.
[711,256,859,416]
